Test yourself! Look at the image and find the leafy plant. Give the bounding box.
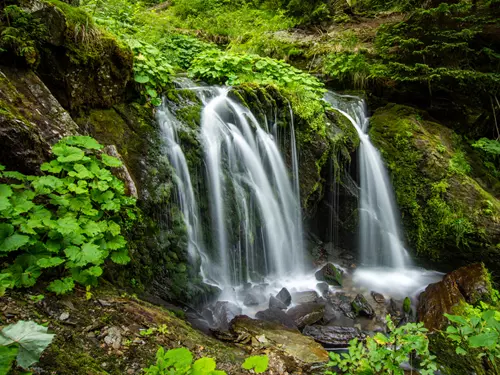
[0,136,136,295]
[472,138,500,177]
[143,347,269,375]
[326,315,437,375]
[445,309,500,372]
[0,320,55,374]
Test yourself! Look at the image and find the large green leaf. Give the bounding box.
[52,144,85,163]
[101,154,122,168]
[1,233,30,252]
[241,355,269,374]
[0,344,19,375]
[62,136,103,150]
[0,321,55,369]
[469,332,499,348]
[47,277,74,295]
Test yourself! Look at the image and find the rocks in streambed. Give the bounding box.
[244,292,266,307]
[315,263,343,286]
[211,301,242,331]
[269,295,288,310]
[292,290,320,304]
[225,316,329,371]
[351,294,375,319]
[276,287,292,307]
[371,291,385,304]
[316,282,330,296]
[256,308,297,329]
[326,292,356,320]
[303,325,364,349]
[287,303,325,329]
[417,263,493,331]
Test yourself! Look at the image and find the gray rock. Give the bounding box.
[352,294,375,319]
[303,325,363,348]
[269,295,287,310]
[212,301,242,331]
[327,293,356,320]
[292,291,319,304]
[276,288,291,307]
[59,312,70,321]
[256,308,297,329]
[104,326,122,349]
[287,303,325,329]
[315,263,343,286]
[316,282,330,296]
[244,292,266,306]
[371,291,385,304]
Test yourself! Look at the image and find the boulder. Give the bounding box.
[327,292,357,320]
[228,316,329,371]
[418,263,493,331]
[315,263,343,286]
[276,287,292,307]
[371,291,385,304]
[255,308,297,329]
[292,291,319,304]
[244,292,266,307]
[303,325,363,348]
[352,294,375,319]
[287,303,325,329]
[212,301,242,331]
[269,295,287,310]
[316,282,330,296]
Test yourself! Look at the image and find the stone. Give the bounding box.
[228,316,329,370]
[287,303,325,330]
[303,325,363,348]
[276,288,292,307]
[292,291,319,304]
[351,294,375,319]
[243,289,267,307]
[371,291,385,304]
[212,301,242,331]
[316,282,330,296]
[315,263,343,286]
[269,295,287,310]
[327,292,357,319]
[104,326,122,350]
[417,263,493,331]
[256,308,297,329]
[59,312,70,321]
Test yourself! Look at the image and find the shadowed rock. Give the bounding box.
[352,294,375,319]
[315,263,343,286]
[269,295,287,310]
[303,325,363,348]
[276,287,292,307]
[287,303,325,329]
[256,308,297,329]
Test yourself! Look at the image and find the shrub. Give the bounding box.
[0,136,136,296]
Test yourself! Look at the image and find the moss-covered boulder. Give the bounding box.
[370,104,500,274]
[0,65,78,173]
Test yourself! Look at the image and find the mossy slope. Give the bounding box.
[370,104,500,273]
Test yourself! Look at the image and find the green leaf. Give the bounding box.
[241,355,269,374]
[64,243,103,267]
[456,346,467,355]
[36,257,65,269]
[106,235,126,250]
[40,160,62,174]
[47,277,74,295]
[101,154,122,168]
[134,75,150,83]
[164,347,193,369]
[0,320,55,369]
[192,357,216,374]
[1,233,30,252]
[85,266,103,277]
[68,164,93,179]
[56,215,80,235]
[469,332,498,348]
[110,249,130,265]
[0,184,13,198]
[62,136,103,150]
[52,144,85,163]
[444,314,468,325]
[146,89,158,98]
[107,221,121,236]
[0,344,19,375]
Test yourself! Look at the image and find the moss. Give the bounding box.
[370,103,500,273]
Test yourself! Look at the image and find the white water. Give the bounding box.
[325,92,411,269]
[159,83,305,292]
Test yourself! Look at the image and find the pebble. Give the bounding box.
[59,312,70,321]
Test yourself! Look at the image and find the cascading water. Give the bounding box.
[157,82,306,298]
[324,93,442,298]
[325,92,410,268]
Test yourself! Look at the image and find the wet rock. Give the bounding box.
[269,295,287,310]
[352,294,375,319]
[371,291,385,304]
[292,291,319,304]
[256,308,297,329]
[276,287,292,307]
[287,303,325,329]
[244,292,266,307]
[418,263,493,331]
[303,325,363,348]
[228,316,329,370]
[317,282,330,296]
[327,292,357,319]
[212,301,242,331]
[59,312,70,321]
[315,263,343,286]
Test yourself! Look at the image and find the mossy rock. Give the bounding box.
[370,103,500,274]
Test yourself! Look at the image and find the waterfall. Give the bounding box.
[157,83,305,290]
[325,92,410,269]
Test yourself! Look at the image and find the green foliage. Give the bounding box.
[189,49,325,98]
[472,138,500,178]
[241,355,269,374]
[323,52,381,89]
[0,320,55,373]
[449,150,472,176]
[445,307,500,372]
[0,5,46,66]
[326,316,437,375]
[144,347,269,375]
[0,136,136,295]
